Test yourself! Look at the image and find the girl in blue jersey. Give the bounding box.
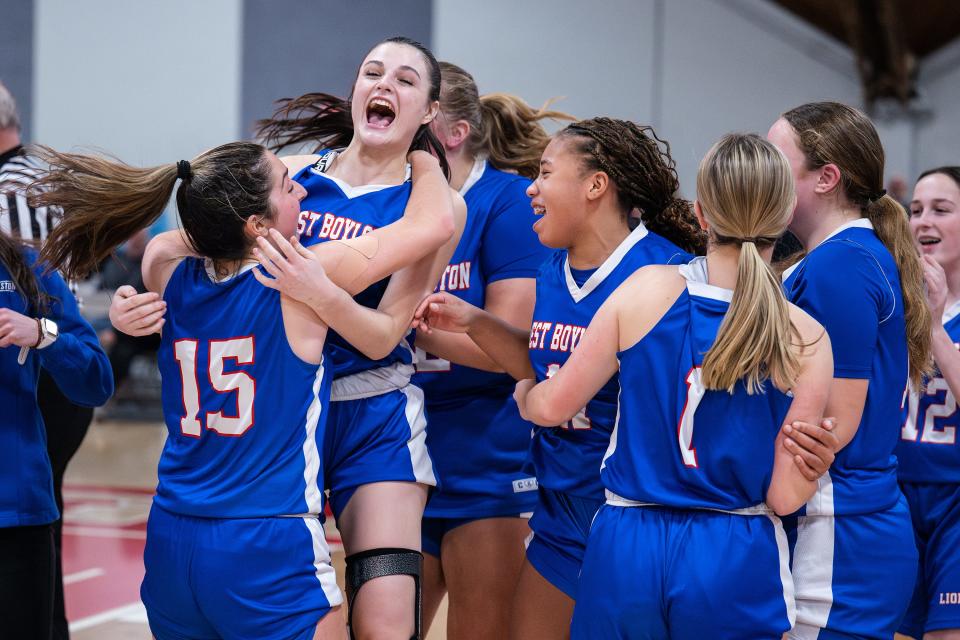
[898,166,960,640]
[33,143,456,640]
[112,37,464,639]
[0,229,111,639]
[416,117,712,637]
[513,133,834,639]
[412,62,569,639]
[768,102,929,639]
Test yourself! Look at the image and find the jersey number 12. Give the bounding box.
[901,378,957,445]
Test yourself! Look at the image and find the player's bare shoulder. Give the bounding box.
[280,154,320,175]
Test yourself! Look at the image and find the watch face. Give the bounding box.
[42,318,59,339]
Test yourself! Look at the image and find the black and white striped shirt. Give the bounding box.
[0,144,79,300]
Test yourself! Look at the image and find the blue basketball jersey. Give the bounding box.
[0,251,112,527]
[782,219,908,515]
[897,301,960,483]
[414,159,549,517]
[600,257,792,510]
[156,258,330,518]
[295,152,415,378]
[529,224,690,499]
[413,158,549,399]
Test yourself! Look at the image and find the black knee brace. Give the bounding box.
[345,547,423,640]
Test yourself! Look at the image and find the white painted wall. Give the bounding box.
[915,39,960,177]
[433,0,960,196]
[433,0,658,124]
[659,0,860,193]
[33,0,242,167]
[25,0,959,199]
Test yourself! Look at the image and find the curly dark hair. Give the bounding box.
[557,118,705,255]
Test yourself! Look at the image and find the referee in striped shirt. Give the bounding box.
[0,80,97,640]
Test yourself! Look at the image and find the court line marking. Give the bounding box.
[63,567,105,585]
[63,525,147,540]
[68,601,146,632]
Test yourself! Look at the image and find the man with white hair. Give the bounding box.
[0,79,96,640]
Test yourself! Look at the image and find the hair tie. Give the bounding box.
[176,160,192,181]
[871,188,887,202]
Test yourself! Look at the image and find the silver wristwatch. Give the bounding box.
[37,318,59,350]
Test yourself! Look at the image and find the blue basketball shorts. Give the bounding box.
[571,503,794,639]
[525,487,603,600]
[324,384,435,520]
[141,503,340,640]
[422,393,539,520]
[898,482,960,638]
[785,495,918,639]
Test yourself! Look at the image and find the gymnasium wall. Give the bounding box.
[0,0,34,140]
[915,38,960,177]
[32,0,243,167]
[0,0,956,192]
[433,0,865,195]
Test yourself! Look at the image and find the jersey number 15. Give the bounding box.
[174,337,255,438]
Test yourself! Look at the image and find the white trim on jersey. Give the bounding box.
[600,395,622,471]
[781,218,875,283]
[330,362,415,401]
[789,513,836,638]
[399,383,437,487]
[768,514,797,630]
[678,256,733,303]
[458,156,487,196]
[302,516,344,606]
[944,299,960,325]
[203,259,259,283]
[300,360,327,515]
[308,150,411,199]
[804,467,835,518]
[603,491,774,515]
[563,221,649,302]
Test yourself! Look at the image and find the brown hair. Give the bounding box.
[783,101,931,386]
[917,166,960,190]
[256,36,450,178]
[0,233,51,315]
[437,61,573,180]
[27,142,274,280]
[697,134,801,393]
[556,118,706,255]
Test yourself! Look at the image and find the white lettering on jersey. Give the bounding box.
[297,211,374,240]
[437,261,472,292]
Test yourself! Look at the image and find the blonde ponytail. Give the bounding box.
[702,240,800,393]
[696,134,801,394]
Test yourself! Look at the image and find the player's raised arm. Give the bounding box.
[311,151,459,296]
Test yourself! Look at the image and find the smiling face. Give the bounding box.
[910,171,960,270]
[350,41,439,154]
[526,136,592,249]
